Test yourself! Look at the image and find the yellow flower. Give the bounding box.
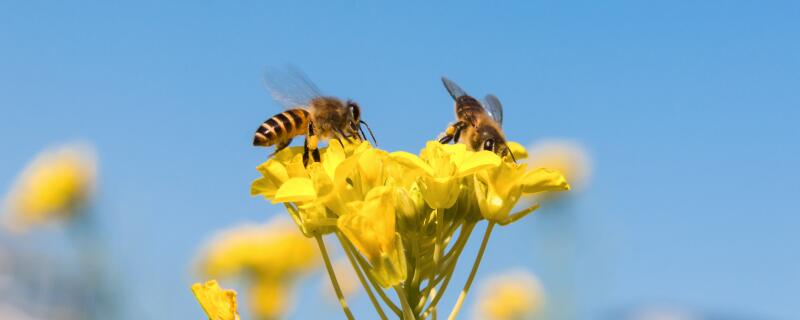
[250,139,571,317]
[195,217,318,319]
[392,142,499,209]
[251,147,309,201]
[249,280,291,320]
[3,143,96,232]
[196,217,318,278]
[526,139,591,192]
[337,186,407,287]
[474,161,569,224]
[191,280,240,320]
[252,141,366,236]
[473,270,544,320]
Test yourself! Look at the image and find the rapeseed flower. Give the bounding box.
[191,280,240,320]
[3,143,96,232]
[251,140,568,319]
[194,217,318,319]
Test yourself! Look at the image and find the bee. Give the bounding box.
[253,67,376,165]
[438,77,515,161]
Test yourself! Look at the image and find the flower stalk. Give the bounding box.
[316,235,356,320]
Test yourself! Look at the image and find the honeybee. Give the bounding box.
[253,67,376,165]
[438,77,516,161]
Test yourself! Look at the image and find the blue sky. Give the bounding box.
[1,1,798,319]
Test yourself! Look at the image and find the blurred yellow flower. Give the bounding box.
[526,139,591,192]
[248,279,291,320]
[196,217,318,277]
[473,270,544,320]
[3,143,97,232]
[195,217,318,319]
[191,280,240,320]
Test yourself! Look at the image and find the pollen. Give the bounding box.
[307,135,319,150]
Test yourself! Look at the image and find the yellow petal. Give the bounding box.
[322,141,346,179]
[256,160,288,182]
[191,280,240,320]
[372,233,408,288]
[272,178,317,203]
[506,141,528,160]
[285,155,309,178]
[337,187,396,261]
[357,149,386,187]
[250,177,277,197]
[390,151,435,176]
[419,177,460,209]
[521,168,570,194]
[457,150,502,176]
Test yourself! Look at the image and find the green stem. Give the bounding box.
[394,285,417,320]
[315,235,355,320]
[335,232,389,320]
[446,222,495,320]
[431,209,445,285]
[346,239,403,316]
[419,223,475,318]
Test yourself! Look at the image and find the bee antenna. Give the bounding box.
[356,123,368,142]
[504,142,517,163]
[360,120,378,146]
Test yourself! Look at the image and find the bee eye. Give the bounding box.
[483,139,494,151]
[347,101,361,121]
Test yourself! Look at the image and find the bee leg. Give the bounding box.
[270,138,294,157]
[304,122,320,166]
[439,121,468,144]
[439,125,456,144]
[312,147,321,162]
[333,128,351,147]
[303,139,311,166]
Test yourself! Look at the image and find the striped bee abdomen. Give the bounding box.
[253,109,310,147]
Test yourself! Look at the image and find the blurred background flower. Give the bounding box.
[525,139,591,194]
[471,269,544,320]
[0,142,121,320]
[193,217,319,319]
[3,143,96,232]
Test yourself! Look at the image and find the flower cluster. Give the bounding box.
[194,218,319,319]
[249,140,568,319]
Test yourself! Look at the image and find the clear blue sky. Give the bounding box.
[1,1,798,319]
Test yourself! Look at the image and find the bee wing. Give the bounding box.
[483,94,504,126]
[441,76,468,100]
[263,65,323,109]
